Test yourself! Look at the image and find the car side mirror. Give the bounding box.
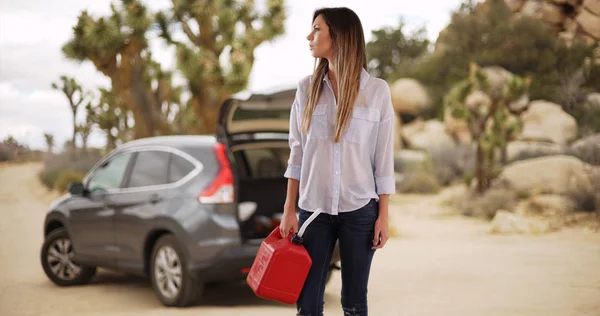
[67,182,85,195]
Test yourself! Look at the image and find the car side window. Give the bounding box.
[168,154,195,183]
[127,150,170,188]
[87,153,133,191]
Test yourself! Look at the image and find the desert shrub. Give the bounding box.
[54,171,86,193]
[461,187,518,220]
[39,149,103,191]
[0,145,15,162]
[398,171,441,194]
[565,169,600,213]
[429,144,475,186]
[43,150,103,174]
[39,169,62,190]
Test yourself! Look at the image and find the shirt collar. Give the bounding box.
[323,68,370,91]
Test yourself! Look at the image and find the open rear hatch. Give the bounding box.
[217,86,297,241]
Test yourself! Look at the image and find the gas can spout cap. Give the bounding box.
[291,233,304,245]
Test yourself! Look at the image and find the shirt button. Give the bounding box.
[335,171,339,175]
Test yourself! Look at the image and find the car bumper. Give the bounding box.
[189,240,341,284]
[188,241,260,283]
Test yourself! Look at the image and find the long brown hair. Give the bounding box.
[302,7,367,142]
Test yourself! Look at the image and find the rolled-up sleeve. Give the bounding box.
[374,84,396,195]
[284,86,304,181]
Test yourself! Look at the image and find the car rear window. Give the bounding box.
[127,150,170,187]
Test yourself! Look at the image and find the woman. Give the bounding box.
[280,6,396,316]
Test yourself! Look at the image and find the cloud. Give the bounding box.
[0,0,465,150]
[0,81,104,150]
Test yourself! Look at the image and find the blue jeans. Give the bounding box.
[296,199,378,316]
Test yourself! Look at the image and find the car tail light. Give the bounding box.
[198,143,234,204]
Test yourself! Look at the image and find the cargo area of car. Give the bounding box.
[230,142,291,241]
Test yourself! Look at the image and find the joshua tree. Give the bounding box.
[43,133,55,154]
[51,75,89,154]
[62,0,171,138]
[76,119,94,156]
[156,0,286,134]
[444,63,530,193]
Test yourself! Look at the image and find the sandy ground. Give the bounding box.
[0,162,599,316]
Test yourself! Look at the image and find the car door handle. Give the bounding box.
[149,194,162,204]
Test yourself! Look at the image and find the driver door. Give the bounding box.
[68,151,134,266]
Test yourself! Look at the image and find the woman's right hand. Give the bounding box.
[279,202,299,239]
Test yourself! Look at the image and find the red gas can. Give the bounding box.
[246,210,322,304]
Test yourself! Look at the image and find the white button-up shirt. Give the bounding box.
[284,68,396,215]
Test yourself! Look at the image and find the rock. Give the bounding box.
[465,90,492,111]
[390,79,431,115]
[444,107,472,144]
[542,2,566,24]
[482,66,514,99]
[583,0,600,16]
[506,141,565,161]
[401,119,456,153]
[518,194,577,216]
[506,0,526,11]
[497,155,597,196]
[521,0,544,19]
[576,6,600,39]
[518,100,578,145]
[569,133,600,165]
[587,93,600,109]
[508,0,600,45]
[394,149,433,174]
[490,210,552,234]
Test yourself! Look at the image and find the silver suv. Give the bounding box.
[40,86,341,307]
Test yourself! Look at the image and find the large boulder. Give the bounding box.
[506,0,526,12]
[521,0,544,18]
[389,79,431,115]
[518,100,578,145]
[576,6,600,39]
[495,155,597,196]
[507,0,600,44]
[541,2,565,24]
[584,0,600,16]
[401,119,456,152]
[506,141,565,161]
[569,133,600,165]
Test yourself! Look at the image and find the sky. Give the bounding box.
[0,0,466,150]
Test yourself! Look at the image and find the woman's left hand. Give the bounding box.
[372,217,389,249]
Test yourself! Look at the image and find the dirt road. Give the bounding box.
[1,162,599,316]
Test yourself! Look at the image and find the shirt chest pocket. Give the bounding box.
[308,103,328,140]
[346,107,380,144]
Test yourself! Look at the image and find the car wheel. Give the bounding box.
[40,228,96,286]
[150,234,203,307]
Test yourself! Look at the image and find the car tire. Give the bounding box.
[40,228,97,286]
[150,234,203,307]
